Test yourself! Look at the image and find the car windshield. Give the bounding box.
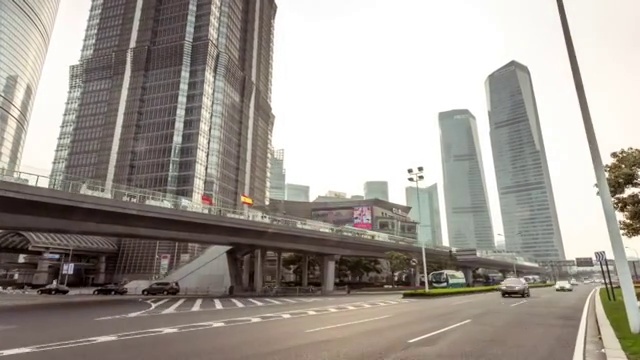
[503,279,523,285]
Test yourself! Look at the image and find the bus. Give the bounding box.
[429,270,467,288]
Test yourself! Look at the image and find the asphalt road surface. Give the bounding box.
[0,285,598,359]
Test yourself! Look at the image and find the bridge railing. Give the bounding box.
[0,170,445,251]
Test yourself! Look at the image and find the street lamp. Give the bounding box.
[557,0,640,333]
[408,167,429,292]
[497,233,518,277]
[625,247,639,280]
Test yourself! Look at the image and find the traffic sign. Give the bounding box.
[595,251,606,263]
[576,257,595,267]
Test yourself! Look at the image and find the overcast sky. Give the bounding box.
[24,0,640,260]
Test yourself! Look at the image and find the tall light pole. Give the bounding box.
[497,233,518,277]
[626,247,639,280]
[557,0,640,333]
[408,167,429,292]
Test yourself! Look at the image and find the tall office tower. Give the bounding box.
[51,0,277,278]
[485,60,565,260]
[405,183,443,247]
[51,0,277,210]
[0,1,60,173]
[439,109,495,250]
[364,181,389,201]
[285,184,310,202]
[268,149,285,201]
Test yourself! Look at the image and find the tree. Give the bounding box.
[336,257,382,282]
[386,251,411,286]
[281,254,320,282]
[602,147,640,237]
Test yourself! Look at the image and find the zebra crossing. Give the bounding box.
[97,297,334,320]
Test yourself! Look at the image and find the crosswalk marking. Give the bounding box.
[213,299,223,309]
[248,299,264,306]
[264,299,281,305]
[191,299,202,311]
[230,299,245,308]
[278,298,296,303]
[152,299,169,307]
[161,299,186,314]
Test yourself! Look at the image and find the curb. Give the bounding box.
[595,288,629,360]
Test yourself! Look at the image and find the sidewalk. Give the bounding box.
[595,289,629,360]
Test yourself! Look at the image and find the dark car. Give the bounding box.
[499,278,530,298]
[37,284,70,295]
[93,284,128,295]
[141,282,180,296]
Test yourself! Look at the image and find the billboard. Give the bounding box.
[576,257,595,267]
[353,206,372,230]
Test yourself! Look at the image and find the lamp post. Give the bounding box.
[408,166,429,292]
[557,0,640,333]
[626,247,639,281]
[497,233,518,277]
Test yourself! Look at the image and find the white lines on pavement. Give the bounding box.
[279,298,296,303]
[230,299,245,308]
[213,299,223,309]
[407,320,472,343]
[0,326,16,332]
[305,315,391,333]
[248,299,264,306]
[510,300,527,307]
[264,299,282,305]
[191,299,202,312]
[1,300,415,357]
[161,299,186,314]
[572,287,598,360]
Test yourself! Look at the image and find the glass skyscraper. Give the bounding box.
[485,60,565,260]
[285,184,310,202]
[439,109,495,250]
[364,181,389,201]
[405,183,442,247]
[268,148,285,201]
[0,0,60,173]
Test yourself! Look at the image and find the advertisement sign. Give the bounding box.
[575,257,595,267]
[352,206,372,230]
[159,254,171,275]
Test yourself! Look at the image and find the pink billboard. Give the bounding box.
[353,206,372,230]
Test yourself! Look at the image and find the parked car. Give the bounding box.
[37,284,70,295]
[141,282,180,296]
[499,278,530,298]
[555,280,573,292]
[93,284,128,295]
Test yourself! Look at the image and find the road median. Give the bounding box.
[402,283,554,298]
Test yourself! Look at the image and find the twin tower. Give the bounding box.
[439,60,566,261]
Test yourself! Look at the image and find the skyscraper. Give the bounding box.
[0,1,60,173]
[51,0,277,209]
[439,109,495,250]
[269,149,285,201]
[405,183,442,247]
[285,184,310,202]
[364,181,389,201]
[50,0,278,278]
[485,60,565,260]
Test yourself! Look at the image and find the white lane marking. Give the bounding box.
[264,299,282,305]
[0,300,416,357]
[102,298,167,319]
[213,299,223,309]
[279,298,296,303]
[407,320,472,343]
[510,300,527,307]
[452,300,473,306]
[0,326,16,332]
[305,315,391,333]
[230,299,245,308]
[248,299,264,306]
[572,287,598,360]
[161,299,186,314]
[191,299,202,312]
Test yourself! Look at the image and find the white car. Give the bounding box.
[570,279,579,286]
[555,281,573,292]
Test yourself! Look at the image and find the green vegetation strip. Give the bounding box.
[600,288,640,360]
[403,283,554,298]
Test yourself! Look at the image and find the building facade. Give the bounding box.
[268,148,285,201]
[285,183,309,202]
[405,183,443,247]
[0,0,60,173]
[364,181,389,201]
[439,109,495,250]
[485,60,565,260]
[50,0,278,278]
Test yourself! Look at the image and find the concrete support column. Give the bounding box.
[301,255,309,287]
[321,255,338,295]
[462,267,473,287]
[95,256,107,285]
[253,249,266,292]
[275,251,282,287]
[32,258,51,286]
[226,251,242,292]
[242,254,251,290]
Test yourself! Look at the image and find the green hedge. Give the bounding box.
[403,283,554,298]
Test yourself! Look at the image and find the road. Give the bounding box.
[0,285,598,359]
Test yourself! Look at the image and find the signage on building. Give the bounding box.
[575,257,594,267]
[392,208,407,217]
[62,263,75,275]
[159,254,171,275]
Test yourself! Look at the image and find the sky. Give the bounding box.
[23,0,640,261]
